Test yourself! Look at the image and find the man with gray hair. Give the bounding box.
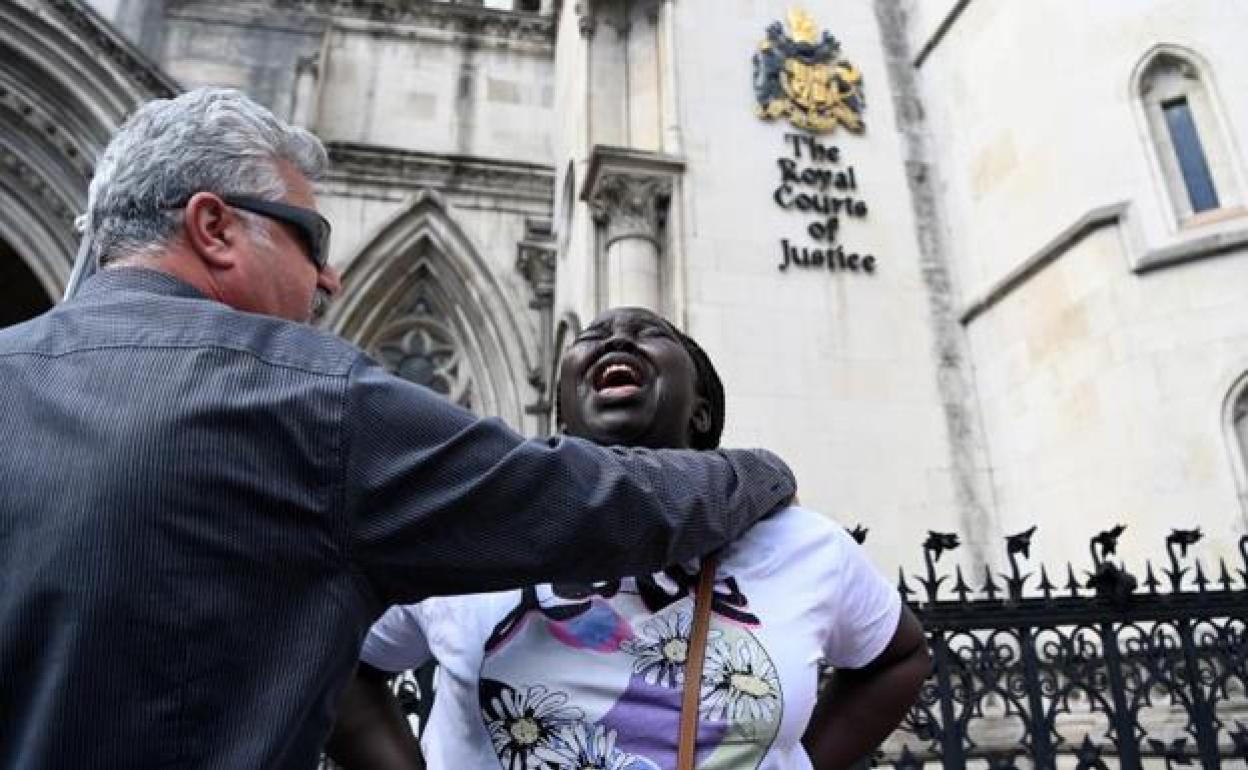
[0,88,795,769]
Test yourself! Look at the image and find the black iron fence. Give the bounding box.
[869,526,1248,770]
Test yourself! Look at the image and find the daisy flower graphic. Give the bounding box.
[484,684,583,770]
[700,637,781,725]
[536,721,657,770]
[620,610,702,688]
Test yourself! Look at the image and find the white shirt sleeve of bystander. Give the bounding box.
[360,603,434,673]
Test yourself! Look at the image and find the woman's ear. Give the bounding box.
[688,396,712,440]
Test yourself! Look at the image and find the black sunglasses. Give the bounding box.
[162,193,332,271]
[219,195,332,271]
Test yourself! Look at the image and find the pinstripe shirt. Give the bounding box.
[0,268,794,770]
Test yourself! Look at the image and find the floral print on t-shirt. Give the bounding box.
[478,567,782,770]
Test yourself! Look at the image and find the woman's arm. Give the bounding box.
[324,663,426,770]
[801,606,930,770]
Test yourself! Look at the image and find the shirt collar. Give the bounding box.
[76,266,211,302]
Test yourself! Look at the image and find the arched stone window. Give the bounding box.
[1224,372,1248,516]
[372,296,474,410]
[325,191,538,430]
[1136,47,1242,224]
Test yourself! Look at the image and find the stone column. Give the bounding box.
[516,219,558,434]
[656,0,682,153]
[587,173,671,310]
[291,54,320,130]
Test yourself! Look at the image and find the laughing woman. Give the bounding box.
[327,307,929,770]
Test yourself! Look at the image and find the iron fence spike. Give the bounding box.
[1192,560,1208,592]
[1065,564,1081,597]
[982,564,1001,601]
[953,565,972,603]
[1217,558,1234,591]
[896,567,914,600]
[1037,565,1055,600]
[1144,561,1160,593]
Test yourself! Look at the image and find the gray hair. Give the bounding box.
[80,87,328,265]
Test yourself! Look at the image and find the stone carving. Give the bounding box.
[44,0,179,100]
[371,299,474,408]
[0,85,95,178]
[574,1,594,37]
[586,173,672,245]
[0,149,79,226]
[515,218,556,425]
[326,142,555,202]
[272,0,556,48]
[516,219,556,307]
[295,54,319,77]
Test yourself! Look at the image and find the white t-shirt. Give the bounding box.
[362,506,901,770]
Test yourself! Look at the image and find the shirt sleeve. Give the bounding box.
[820,524,903,670]
[341,358,796,605]
[360,604,433,673]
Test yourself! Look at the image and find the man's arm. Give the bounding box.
[344,360,795,603]
[801,607,930,770]
[325,664,424,770]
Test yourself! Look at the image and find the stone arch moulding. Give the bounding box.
[0,0,177,298]
[1129,42,1246,228]
[547,311,582,433]
[1220,367,1248,522]
[325,190,539,428]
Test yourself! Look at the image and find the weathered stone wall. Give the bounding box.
[547,0,991,573]
[914,0,1248,564]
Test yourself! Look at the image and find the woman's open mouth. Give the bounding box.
[592,356,644,399]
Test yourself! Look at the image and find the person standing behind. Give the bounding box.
[0,89,797,770]
[330,307,929,770]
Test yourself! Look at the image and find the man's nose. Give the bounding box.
[318,266,343,297]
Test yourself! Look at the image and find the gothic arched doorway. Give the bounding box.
[0,1,177,299]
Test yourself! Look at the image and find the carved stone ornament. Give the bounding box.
[516,220,557,305]
[586,173,673,245]
[325,142,554,203]
[45,0,179,100]
[371,305,473,408]
[574,1,594,37]
[295,54,319,77]
[272,0,556,48]
[0,149,78,226]
[0,85,94,179]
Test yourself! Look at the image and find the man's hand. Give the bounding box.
[801,606,930,770]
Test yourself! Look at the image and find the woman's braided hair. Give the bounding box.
[667,323,725,450]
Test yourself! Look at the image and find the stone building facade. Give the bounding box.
[2,0,1246,578]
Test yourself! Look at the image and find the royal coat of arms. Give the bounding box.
[753,8,865,133]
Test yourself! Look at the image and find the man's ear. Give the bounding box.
[183,192,240,269]
[688,396,712,440]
